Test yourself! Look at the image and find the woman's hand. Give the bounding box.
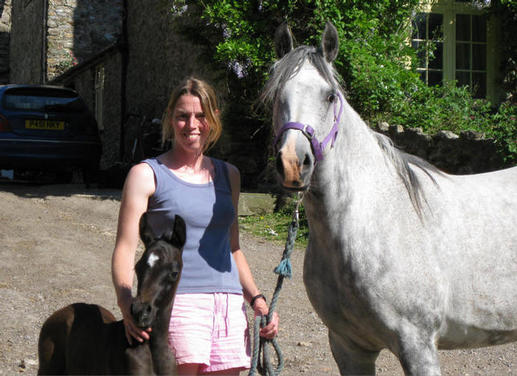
[119,295,152,345]
[253,296,279,339]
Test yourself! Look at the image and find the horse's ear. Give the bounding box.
[274,22,293,59]
[139,212,155,248]
[321,21,339,63]
[171,215,186,249]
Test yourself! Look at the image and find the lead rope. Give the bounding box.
[249,192,303,376]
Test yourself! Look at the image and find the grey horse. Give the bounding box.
[263,22,517,375]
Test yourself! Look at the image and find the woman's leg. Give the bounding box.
[201,367,241,375]
[177,363,201,376]
[178,364,241,375]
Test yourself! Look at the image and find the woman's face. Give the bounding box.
[171,94,210,154]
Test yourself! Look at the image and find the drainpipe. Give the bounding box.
[41,0,48,84]
[120,0,128,161]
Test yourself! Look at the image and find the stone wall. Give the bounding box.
[46,0,122,80]
[376,122,506,174]
[9,0,121,83]
[124,2,220,128]
[0,0,10,84]
[9,0,45,83]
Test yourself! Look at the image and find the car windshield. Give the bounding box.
[3,89,86,112]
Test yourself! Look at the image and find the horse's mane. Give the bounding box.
[261,45,344,103]
[374,131,441,216]
[262,45,441,217]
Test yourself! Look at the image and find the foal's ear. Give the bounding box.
[321,21,339,63]
[139,212,155,248]
[170,215,186,249]
[274,22,293,59]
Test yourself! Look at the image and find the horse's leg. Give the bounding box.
[328,330,379,375]
[396,331,441,376]
[126,345,154,375]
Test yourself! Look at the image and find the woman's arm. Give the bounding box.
[112,162,156,344]
[226,163,279,339]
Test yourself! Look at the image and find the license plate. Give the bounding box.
[25,120,65,130]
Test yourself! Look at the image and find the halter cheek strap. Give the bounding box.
[274,92,344,162]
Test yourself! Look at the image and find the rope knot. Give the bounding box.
[274,258,292,279]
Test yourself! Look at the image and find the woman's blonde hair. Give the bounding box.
[161,77,222,153]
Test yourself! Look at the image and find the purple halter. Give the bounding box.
[274,92,344,162]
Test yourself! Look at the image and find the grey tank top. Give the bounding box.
[143,157,242,295]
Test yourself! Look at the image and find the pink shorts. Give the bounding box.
[168,293,251,373]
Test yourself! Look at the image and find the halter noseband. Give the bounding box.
[274,92,344,162]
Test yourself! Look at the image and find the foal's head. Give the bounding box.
[131,213,186,329]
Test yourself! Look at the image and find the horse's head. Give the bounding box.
[266,22,343,190]
[131,213,186,329]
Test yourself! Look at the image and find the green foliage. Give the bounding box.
[380,82,517,164]
[239,197,309,248]
[170,0,516,167]
[488,102,517,164]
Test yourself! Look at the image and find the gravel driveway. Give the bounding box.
[0,183,515,375]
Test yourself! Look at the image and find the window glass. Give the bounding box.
[412,13,443,86]
[456,43,471,70]
[428,71,443,87]
[3,92,84,112]
[456,14,471,41]
[455,13,487,98]
[472,72,487,98]
[412,13,427,40]
[429,14,443,39]
[472,15,487,42]
[472,44,486,70]
[429,42,443,70]
[456,71,470,87]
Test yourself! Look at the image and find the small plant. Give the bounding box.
[240,197,309,248]
[54,50,78,76]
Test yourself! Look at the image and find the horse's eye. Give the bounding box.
[169,271,179,281]
[328,94,336,103]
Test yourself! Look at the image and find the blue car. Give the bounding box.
[0,84,102,179]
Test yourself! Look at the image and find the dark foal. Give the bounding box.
[37,213,185,375]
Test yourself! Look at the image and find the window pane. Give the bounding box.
[4,93,83,112]
[472,15,487,42]
[412,13,427,40]
[456,43,471,69]
[418,70,427,83]
[472,72,487,98]
[429,13,443,39]
[456,14,471,41]
[472,44,486,70]
[412,41,426,68]
[428,71,443,87]
[429,42,443,69]
[456,71,470,87]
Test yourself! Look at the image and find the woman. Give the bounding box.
[112,77,279,375]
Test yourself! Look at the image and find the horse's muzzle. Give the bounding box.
[131,301,154,329]
[276,149,313,190]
